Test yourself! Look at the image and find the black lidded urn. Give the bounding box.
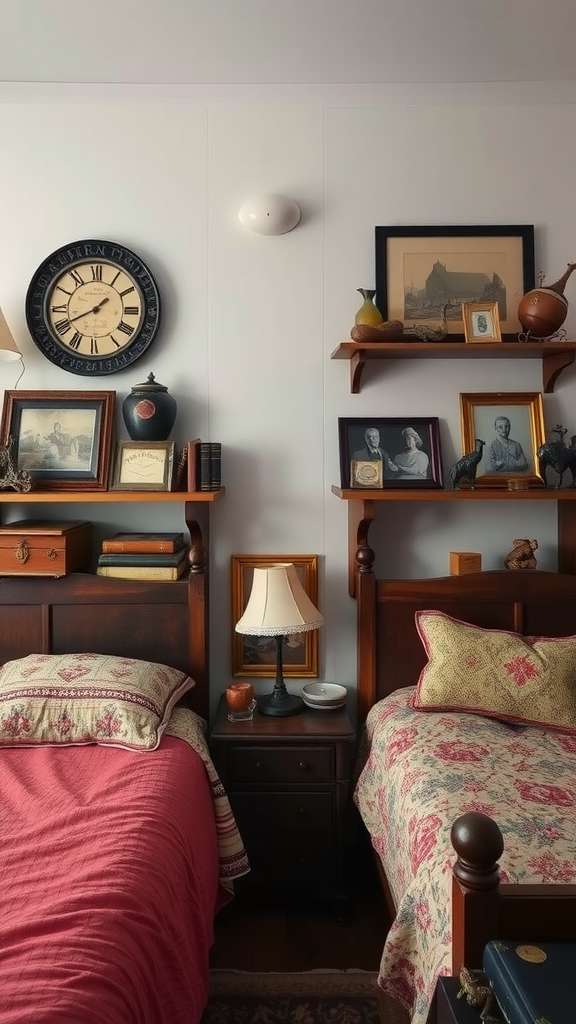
[122,373,177,441]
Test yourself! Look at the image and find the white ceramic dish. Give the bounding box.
[302,695,347,711]
[301,683,348,707]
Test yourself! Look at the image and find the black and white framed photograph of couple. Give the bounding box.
[459,392,546,488]
[338,417,444,490]
[0,390,115,491]
[375,224,535,341]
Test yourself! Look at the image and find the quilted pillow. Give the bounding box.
[411,610,576,734]
[0,653,194,751]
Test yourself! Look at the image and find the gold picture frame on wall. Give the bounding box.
[462,301,502,343]
[231,554,319,677]
[460,391,545,488]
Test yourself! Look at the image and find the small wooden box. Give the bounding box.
[0,520,92,577]
[449,551,482,576]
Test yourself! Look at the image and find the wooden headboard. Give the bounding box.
[0,570,209,720]
[356,567,576,722]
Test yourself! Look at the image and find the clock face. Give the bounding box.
[25,239,161,376]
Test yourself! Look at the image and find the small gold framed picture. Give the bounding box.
[462,301,502,343]
[110,441,175,491]
[350,458,383,488]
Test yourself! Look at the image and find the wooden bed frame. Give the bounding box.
[353,562,576,977]
[0,550,209,720]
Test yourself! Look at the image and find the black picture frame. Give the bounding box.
[338,417,444,490]
[375,224,535,341]
[0,390,115,491]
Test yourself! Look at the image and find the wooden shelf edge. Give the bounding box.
[331,484,576,501]
[330,340,576,393]
[0,488,225,503]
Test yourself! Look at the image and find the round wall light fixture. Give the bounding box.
[238,194,301,235]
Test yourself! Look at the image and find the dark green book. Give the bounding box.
[98,547,188,568]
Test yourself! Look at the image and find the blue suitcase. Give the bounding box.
[483,940,576,1024]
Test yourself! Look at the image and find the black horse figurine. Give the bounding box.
[450,439,486,490]
[537,424,576,489]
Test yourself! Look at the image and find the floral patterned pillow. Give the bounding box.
[411,610,576,734]
[0,653,194,750]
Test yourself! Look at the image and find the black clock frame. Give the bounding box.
[25,239,162,377]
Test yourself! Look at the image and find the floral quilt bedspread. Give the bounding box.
[354,686,576,1024]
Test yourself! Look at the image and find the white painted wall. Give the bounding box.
[1,81,575,719]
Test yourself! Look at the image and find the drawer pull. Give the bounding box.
[299,760,309,772]
[254,761,264,771]
[298,807,308,817]
[46,548,58,560]
[15,541,30,564]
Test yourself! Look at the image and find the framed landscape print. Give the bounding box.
[0,390,115,491]
[375,224,535,341]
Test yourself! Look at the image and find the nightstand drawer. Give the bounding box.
[245,838,336,883]
[229,745,333,783]
[230,791,334,831]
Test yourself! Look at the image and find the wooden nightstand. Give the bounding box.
[210,695,356,920]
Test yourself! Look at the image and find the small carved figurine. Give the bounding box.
[0,435,33,493]
[457,967,497,1021]
[504,538,538,570]
[403,300,456,342]
[450,439,485,490]
[537,424,576,489]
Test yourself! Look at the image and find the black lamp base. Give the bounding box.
[257,635,304,716]
[258,691,303,716]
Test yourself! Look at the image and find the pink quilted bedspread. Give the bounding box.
[354,687,576,1024]
[0,711,247,1024]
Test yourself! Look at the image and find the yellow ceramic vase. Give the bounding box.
[354,288,383,327]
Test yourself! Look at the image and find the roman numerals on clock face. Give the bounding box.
[25,239,162,377]
[47,261,144,357]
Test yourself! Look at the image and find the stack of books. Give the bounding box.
[174,439,222,492]
[96,532,189,580]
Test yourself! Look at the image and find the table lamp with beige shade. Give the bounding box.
[235,563,324,716]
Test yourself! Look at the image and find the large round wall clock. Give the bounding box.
[25,239,162,376]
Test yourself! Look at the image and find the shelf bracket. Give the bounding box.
[347,498,375,597]
[542,349,576,393]
[350,349,367,394]
[184,501,208,575]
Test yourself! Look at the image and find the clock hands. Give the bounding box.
[68,296,110,323]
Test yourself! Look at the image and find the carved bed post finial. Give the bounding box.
[356,541,375,575]
[451,812,504,891]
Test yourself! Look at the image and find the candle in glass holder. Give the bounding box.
[226,682,256,721]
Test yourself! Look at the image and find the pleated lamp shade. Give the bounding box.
[0,308,22,362]
[235,563,323,637]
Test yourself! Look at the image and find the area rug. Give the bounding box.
[200,969,410,1023]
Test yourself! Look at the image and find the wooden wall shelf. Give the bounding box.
[0,489,225,572]
[332,485,576,595]
[330,340,576,394]
[332,485,575,502]
[0,489,225,504]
